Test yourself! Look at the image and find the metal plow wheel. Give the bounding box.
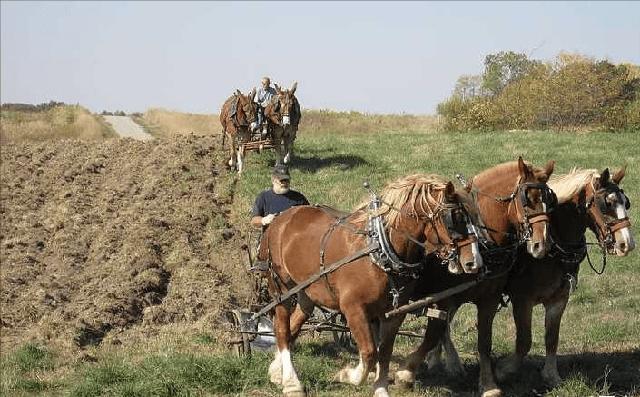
[226,309,276,357]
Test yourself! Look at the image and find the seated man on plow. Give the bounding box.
[253,76,277,137]
[251,165,309,230]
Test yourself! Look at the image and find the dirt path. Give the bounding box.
[104,115,153,140]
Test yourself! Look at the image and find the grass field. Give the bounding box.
[1,108,639,397]
[225,122,640,397]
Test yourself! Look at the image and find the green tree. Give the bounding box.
[482,51,541,96]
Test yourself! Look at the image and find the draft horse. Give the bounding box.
[220,88,257,174]
[494,166,635,386]
[395,157,556,397]
[263,82,301,166]
[258,174,484,397]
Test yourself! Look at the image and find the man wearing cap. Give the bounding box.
[251,165,309,228]
[252,76,277,136]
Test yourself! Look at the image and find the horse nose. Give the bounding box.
[530,241,548,259]
[616,239,635,256]
[463,261,480,273]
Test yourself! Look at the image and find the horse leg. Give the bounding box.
[272,131,285,166]
[372,315,406,397]
[236,144,246,174]
[426,338,444,371]
[227,133,237,171]
[427,305,465,375]
[268,305,309,386]
[333,305,376,386]
[541,293,568,387]
[495,296,533,382]
[477,298,503,397]
[395,316,448,388]
[271,304,305,397]
[283,129,295,164]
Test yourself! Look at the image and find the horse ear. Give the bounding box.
[445,181,456,201]
[600,168,610,185]
[612,165,626,184]
[544,160,555,178]
[290,81,298,94]
[274,84,282,94]
[250,87,256,100]
[517,156,530,178]
[235,89,241,96]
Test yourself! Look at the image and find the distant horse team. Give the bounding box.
[218,83,635,397]
[220,81,300,174]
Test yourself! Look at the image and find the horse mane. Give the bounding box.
[548,168,599,204]
[351,174,451,228]
[470,160,544,194]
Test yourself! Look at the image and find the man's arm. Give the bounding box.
[251,215,263,228]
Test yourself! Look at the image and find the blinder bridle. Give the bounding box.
[588,185,632,249]
[515,182,557,241]
[364,182,477,276]
[470,179,556,244]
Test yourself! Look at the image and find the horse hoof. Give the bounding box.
[481,388,503,397]
[541,369,563,388]
[268,361,283,385]
[373,386,391,397]
[283,389,306,397]
[394,369,415,389]
[332,369,350,384]
[283,379,305,397]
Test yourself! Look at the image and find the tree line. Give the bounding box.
[437,51,640,132]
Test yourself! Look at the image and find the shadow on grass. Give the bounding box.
[413,350,640,397]
[289,149,368,174]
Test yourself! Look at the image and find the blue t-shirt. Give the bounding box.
[251,189,309,217]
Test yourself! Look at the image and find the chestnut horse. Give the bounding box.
[263,82,301,166]
[494,166,635,386]
[395,157,556,397]
[259,174,483,397]
[220,88,257,174]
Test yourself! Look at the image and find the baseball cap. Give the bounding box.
[272,165,291,180]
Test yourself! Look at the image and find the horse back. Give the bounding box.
[261,205,389,311]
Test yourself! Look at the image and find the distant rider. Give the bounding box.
[252,76,277,137]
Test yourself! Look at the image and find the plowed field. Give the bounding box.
[1,135,255,356]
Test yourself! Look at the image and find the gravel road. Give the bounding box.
[103,115,153,140]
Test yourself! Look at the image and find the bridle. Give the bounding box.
[469,178,555,244]
[270,93,295,126]
[586,184,631,251]
[232,94,256,128]
[364,182,477,275]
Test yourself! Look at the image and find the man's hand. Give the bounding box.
[261,213,276,226]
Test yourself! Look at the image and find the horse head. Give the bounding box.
[269,82,299,127]
[376,175,483,275]
[236,87,257,126]
[588,166,635,256]
[470,157,555,259]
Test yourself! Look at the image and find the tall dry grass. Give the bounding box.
[134,108,222,138]
[0,105,117,144]
[136,108,441,139]
[300,109,442,133]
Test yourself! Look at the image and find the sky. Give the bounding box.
[2,1,639,115]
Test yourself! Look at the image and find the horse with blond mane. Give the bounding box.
[259,174,483,397]
[493,166,635,386]
[395,157,556,397]
[417,166,635,393]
